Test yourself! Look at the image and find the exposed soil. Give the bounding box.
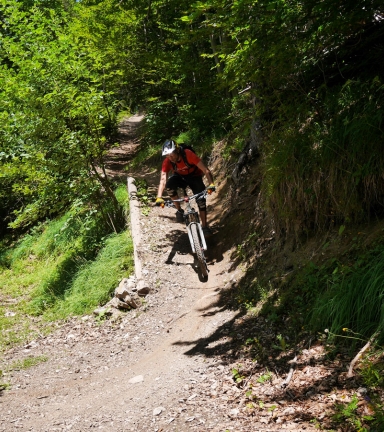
[0,116,374,431]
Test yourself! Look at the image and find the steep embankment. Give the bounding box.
[0,116,374,432]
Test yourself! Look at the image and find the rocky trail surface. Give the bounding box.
[1,116,367,431]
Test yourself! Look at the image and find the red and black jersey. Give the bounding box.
[161,149,203,176]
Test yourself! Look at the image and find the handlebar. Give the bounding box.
[160,189,212,208]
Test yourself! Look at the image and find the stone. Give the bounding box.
[115,278,136,298]
[93,307,113,317]
[128,375,144,384]
[153,407,164,416]
[109,297,137,310]
[136,279,151,296]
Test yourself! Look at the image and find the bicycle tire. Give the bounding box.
[190,223,208,278]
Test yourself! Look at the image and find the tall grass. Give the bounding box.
[0,183,133,351]
[45,232,133,319]
[263,79,384,235]
[310,248,384,342]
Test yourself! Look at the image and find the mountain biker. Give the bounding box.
[155,139,216,237]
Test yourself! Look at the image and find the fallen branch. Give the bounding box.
[347,332,379,378]
[281,355,297,388]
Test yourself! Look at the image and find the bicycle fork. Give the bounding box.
[186,222,207,252]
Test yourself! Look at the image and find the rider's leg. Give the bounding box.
[166,175,187,213]
[171,195,181,210]
[199,209,207,227]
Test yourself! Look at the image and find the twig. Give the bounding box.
[230,362,259,402]
[347,332,379,378]
[241,361,259,390]
[238,85,252,95]
[280,355,297,388]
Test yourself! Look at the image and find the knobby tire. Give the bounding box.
[190,223,208,278]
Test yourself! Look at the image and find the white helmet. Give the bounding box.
[162,139,177,156]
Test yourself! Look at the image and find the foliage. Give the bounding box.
[0,0,123,231]
[2,0,383,237]
[332,394,367,431]
[232,366,245,384]
[0,186,133,351]
[256,369,273,384]
[310,247,384,342]
[134,179,151,216]
[0,0,383,377]
[331,392,384,432]
[360,353,384,389]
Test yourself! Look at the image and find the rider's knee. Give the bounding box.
[166,187,177,197]
[197,199,207,211]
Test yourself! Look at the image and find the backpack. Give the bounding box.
[170,144,197,173]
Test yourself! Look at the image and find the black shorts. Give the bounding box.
[166,174,206,210]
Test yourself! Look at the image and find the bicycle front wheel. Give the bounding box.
[190,223,208,278]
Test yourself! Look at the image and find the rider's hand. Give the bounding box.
[155,197,165,206]
[207,184,216,194]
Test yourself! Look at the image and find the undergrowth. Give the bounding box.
[264,79,384,235]
[307,245,384,344]
[0,183,133,352]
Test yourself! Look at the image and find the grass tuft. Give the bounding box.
[9,355,48,371]
[310,248,384,343]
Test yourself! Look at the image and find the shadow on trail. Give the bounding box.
[169,268,365,427]
[163,222,223,281]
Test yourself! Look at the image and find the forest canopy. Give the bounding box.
[0,0,384,234]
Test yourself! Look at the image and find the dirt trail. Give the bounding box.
[0,116,247,431]
[1,116,333,431]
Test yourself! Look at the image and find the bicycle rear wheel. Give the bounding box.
[190,223,208,278]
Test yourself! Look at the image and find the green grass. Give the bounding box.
[9,355,48,371]
[0,185,134,353]
[310,248,384,342]
[46,232,133,319]
[125,144,160,171]
[262,79,384,235]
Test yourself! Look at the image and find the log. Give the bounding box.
[127,177,150,293]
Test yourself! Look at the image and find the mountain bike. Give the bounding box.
[162,189,212,278]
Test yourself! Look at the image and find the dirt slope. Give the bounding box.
[1,116,366,431]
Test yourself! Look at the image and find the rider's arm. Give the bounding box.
[157,170,167,197]
[196,160,214,185]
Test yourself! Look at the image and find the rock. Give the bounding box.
[108,297,135,310]
[153,407,164,416]
[114,278,144,308]
[93,307,113,317]
[109,296,139,310]
[128,375,144,384]
[5,311,16,317]
[136,279,151,296]
[115,279,135,299]
[118,276,136,291]
[282,407,296,416]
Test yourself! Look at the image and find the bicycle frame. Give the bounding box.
[182,193,208,252]
[162,189,210,277]
[164,191,208,248]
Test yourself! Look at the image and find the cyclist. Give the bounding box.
[155,139,216,237]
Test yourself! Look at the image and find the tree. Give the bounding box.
[0,1,121,229]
